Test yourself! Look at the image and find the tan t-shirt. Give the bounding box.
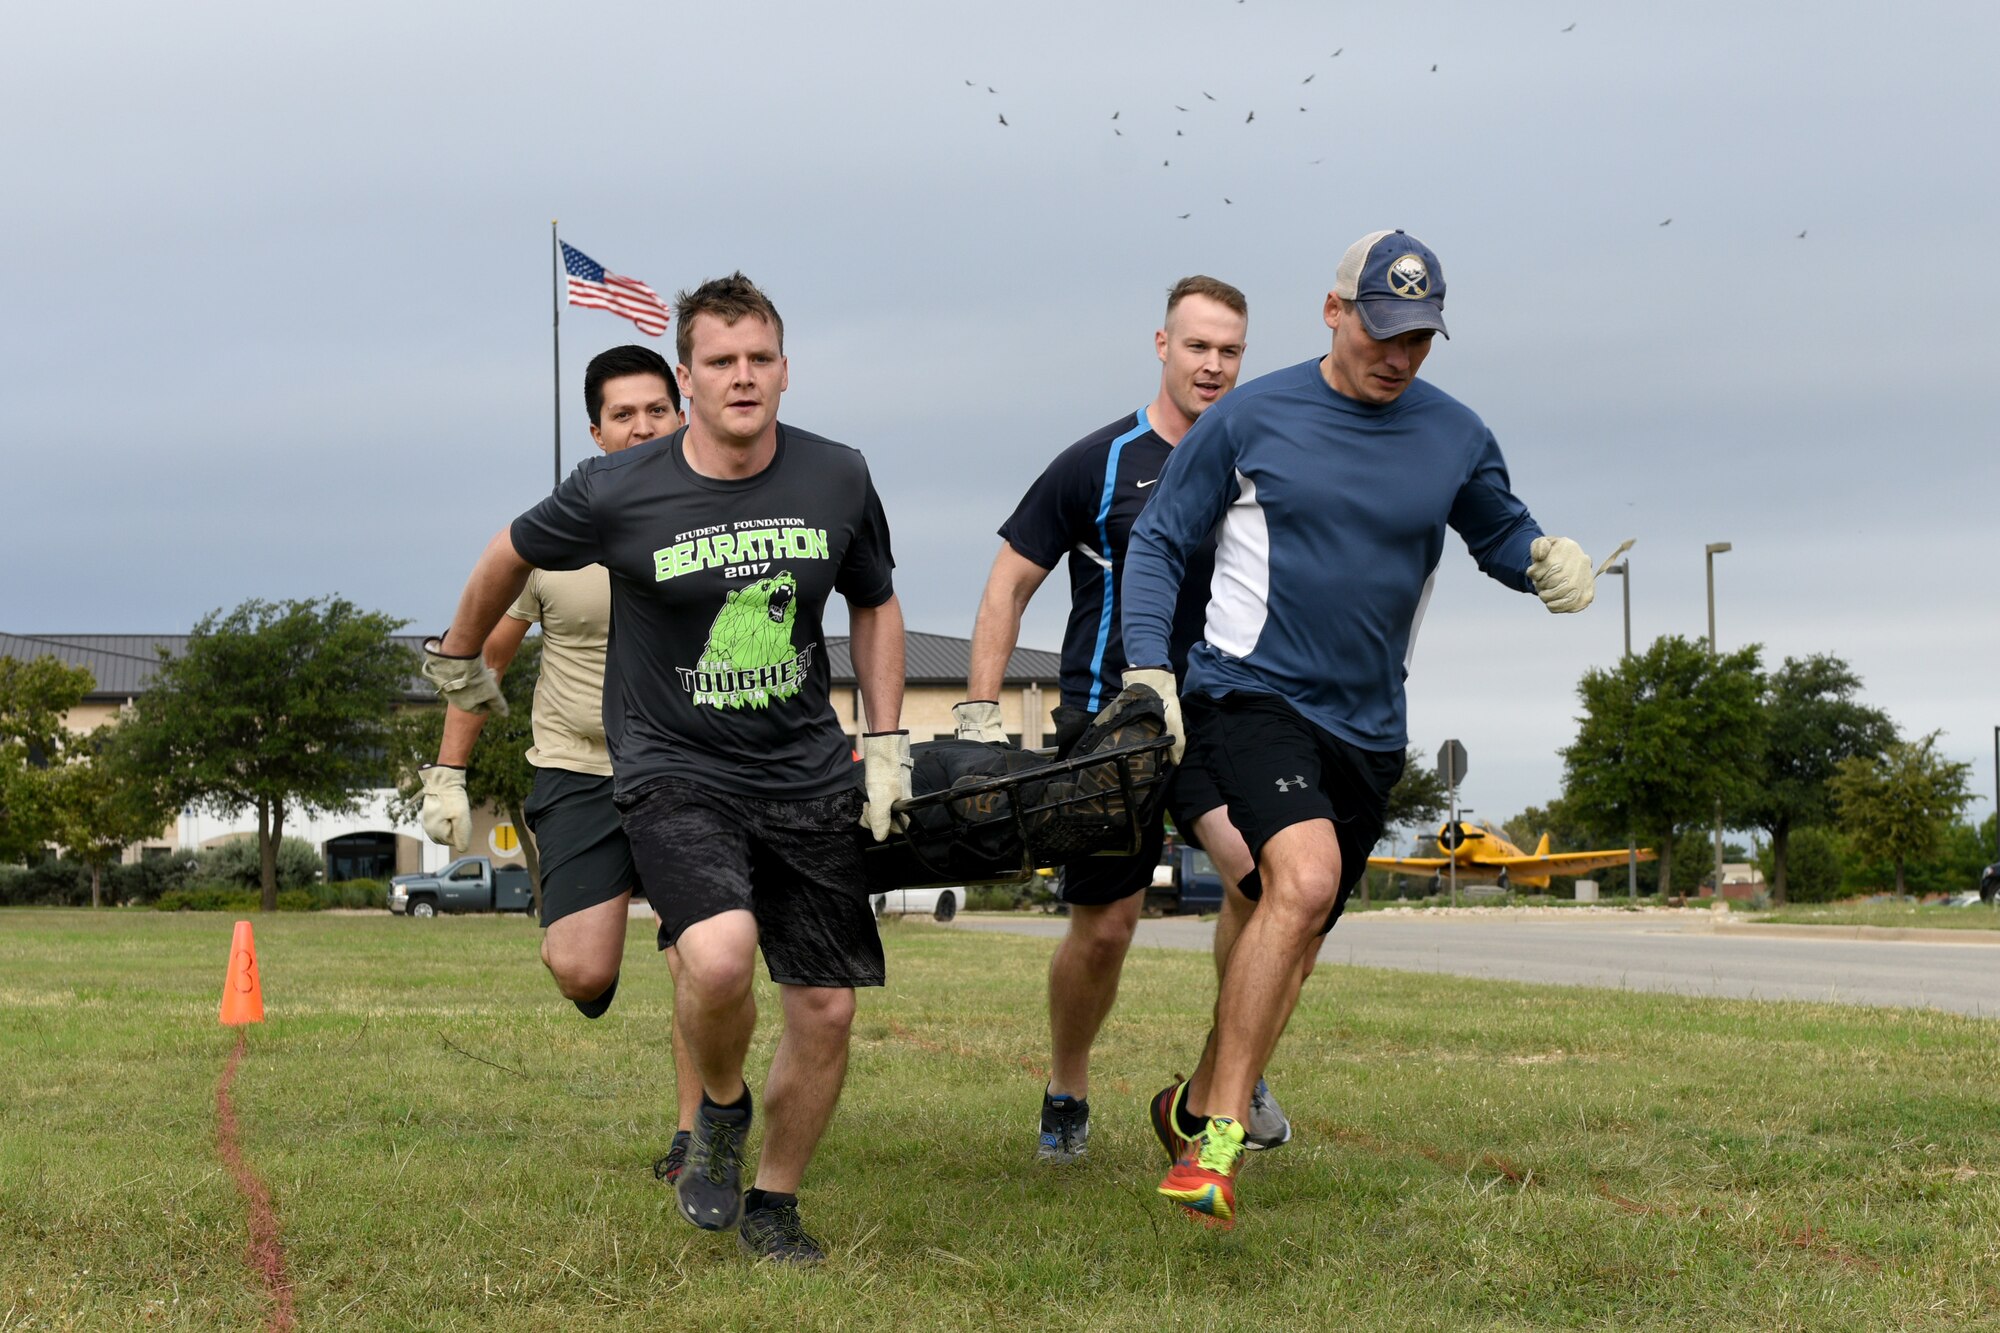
[505,566,613,775]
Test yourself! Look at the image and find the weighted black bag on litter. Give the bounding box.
[860,684,1172,889]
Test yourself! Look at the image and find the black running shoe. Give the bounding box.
[1149,1079,1196,1165]
[652,1129,691,1184]
[1037,1090,1090,1164]
[677,1098,750,1231]
[738,1197,827,1266]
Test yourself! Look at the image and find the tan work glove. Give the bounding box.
[1121,666,1185,765]
[421,636,508,715]
[419,764,471,853]
[1527,536,1595,614]
[952,700,1008,743]
[858,730,913,842]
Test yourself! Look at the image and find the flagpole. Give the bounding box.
[550,220,562,489]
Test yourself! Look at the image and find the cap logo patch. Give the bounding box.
[1387,254,1430,298]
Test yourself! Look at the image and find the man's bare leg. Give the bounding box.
[541,892,630,1002]
[753,984,857,1194]
[672,909,762,1102]
[1205,819,1341,1125]
[1047,892,1144,1099]
[662,944,701,1132]
[1185,810,1314,1115]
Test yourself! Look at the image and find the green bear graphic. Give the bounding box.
[693,572,802,709]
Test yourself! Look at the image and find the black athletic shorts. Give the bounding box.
[615,777,884,990]
[1056,814,1166,907]
[1183,691,1404,934]
[521,767,644,928]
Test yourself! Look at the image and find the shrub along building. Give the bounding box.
[2,629,1058,884]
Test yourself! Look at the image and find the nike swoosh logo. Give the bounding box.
[1136,478,1159,488]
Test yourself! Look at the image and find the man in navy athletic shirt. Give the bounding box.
[955,276,1297,1165]
[1122,232,1598,1226]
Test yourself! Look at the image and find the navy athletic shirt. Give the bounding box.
[1124,359,1544,752]
[998,408,1218,712]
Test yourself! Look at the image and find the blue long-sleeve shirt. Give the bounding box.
[1122,358,1544,751]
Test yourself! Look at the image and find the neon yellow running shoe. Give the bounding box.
[1157,1115,1247,1227]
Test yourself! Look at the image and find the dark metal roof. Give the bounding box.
[5,630,1056,697]
[824,631,1059,686]
[4,633,434,702]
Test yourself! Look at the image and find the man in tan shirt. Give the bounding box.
[419,344,702,1180]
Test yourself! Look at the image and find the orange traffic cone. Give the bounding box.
[219,919,265,1026]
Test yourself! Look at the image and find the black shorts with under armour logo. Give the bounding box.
[1181,690,1404,932]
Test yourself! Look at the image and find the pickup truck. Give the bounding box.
[388,857,534,918]
[1145,845,1225,916]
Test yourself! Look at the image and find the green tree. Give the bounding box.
[388,635,546,910]
[1383,745,1451,831]
[1829,731,1973,895]
[1739,654,1894,903]
[117,599,413,911]
[49,727,175,907]
[1755,825,1846,902]
[0,656,94,863]
[1560,635,1764,898]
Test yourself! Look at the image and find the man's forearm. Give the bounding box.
[966,585,1026,700]
[849,595,906,733]
[439,530,534,656]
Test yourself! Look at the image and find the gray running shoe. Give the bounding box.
[677,1099,750,1230]
[1245,1076,1293,1151]
[738,1197,826,1266]
[1036,1091,1090,1164]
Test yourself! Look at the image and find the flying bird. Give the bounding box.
[1562,22,1576,32]
[1431,64,1438,72]
[1331,47,1342,56]
[1202,91,1217,101]
[1302,74,1315,84]
[1299,106,1308,111]
[1114,128,1123,136]
[1178,212,1191,219]
[1659,217,1672,226]
[1224,197,1233,205]
[997,113,1008,126]
[1175,104,1189,111]
[1176,129,1183,136]
[987,86,997,93]
[964,79,974,86]
[1111,111,1120,119]
[1163,159,1170,166]
[1245,110,1255,123]
[1797,229,1808,238]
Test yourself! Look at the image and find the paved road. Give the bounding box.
[952,911,2000,1018]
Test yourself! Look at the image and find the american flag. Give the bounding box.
[560,241,670,337]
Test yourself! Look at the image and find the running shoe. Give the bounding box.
[738,1197,827,1266]
[1148,1079,1196,1165]
[652,1129,691,1184]
[1036,1091,1090,1164]
[677,1098,750,1231]
[1158,1116,1247,1227]
[1245,1076,1293,1151]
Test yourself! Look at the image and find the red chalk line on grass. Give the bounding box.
[216,1030,297,1332]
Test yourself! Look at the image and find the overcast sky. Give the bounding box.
[5,1,1996,836]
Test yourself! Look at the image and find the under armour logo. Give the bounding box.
[1274,775,1308,792]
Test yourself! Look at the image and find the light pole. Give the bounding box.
[1603,558,1637,902]
[1706,542,1733,905]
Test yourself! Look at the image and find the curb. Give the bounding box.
[1712,921,2000,946]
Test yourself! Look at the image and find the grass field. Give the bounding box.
[3,909,1999,1331]
[1752,901,2000,931]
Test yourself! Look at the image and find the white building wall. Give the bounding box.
[176,789,452,874]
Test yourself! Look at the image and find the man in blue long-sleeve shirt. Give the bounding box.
[1118,230,1598,1227]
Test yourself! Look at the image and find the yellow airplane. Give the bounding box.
[1368,822,1655,891]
